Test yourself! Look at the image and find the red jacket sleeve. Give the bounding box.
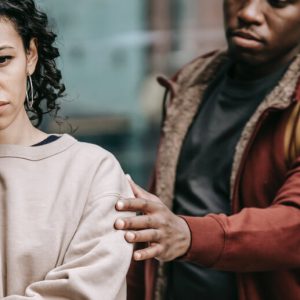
[181,158,300,272]
[127,259,145,300]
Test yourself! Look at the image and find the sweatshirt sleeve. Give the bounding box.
[4,153,134,300]
[181,158,300,272]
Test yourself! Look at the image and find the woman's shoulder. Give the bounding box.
[51,134,126,183]
[62,134,117,162]
[75,139,112,157]
[76,140,133,198]
[71,136,124,175]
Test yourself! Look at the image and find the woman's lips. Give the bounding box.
[0,101,9,113]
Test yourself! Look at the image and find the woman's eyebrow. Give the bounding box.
[0,45,14,50]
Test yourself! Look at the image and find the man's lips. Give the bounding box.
[232,30,264,42]
[229,30,265,49]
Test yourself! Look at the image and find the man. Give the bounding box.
[115,0,300,299]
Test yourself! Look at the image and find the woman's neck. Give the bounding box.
[0,109,48,145]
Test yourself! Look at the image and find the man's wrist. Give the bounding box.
[176,215,192,259]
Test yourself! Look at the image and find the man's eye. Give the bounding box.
[268,0,290,8]
[0,56,12,64]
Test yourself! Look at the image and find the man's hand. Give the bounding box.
[114,178,191,262]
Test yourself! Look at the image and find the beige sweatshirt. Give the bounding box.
[0,134,134,300]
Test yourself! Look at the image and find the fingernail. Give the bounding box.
[116,200,124,210]
[126,231,135,241]
[134,252,142,260]
[126,174,132,181]
[115,219,125,229]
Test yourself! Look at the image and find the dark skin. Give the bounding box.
[225,0,300,79]
[115,0,300,262]
[115,178,191,261]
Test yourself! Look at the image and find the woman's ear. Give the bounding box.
[26,38,38,75]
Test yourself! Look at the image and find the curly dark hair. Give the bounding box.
[0,0,65,126]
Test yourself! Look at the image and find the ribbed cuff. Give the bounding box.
[179,215,225,267]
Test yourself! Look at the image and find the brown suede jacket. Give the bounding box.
[127,50,300,300]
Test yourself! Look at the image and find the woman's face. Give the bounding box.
[0,18,37,131]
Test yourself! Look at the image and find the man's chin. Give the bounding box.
[228,47,266,67]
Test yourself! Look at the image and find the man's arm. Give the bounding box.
[115,168,300,272]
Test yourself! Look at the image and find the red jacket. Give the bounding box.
[128,50,300,300]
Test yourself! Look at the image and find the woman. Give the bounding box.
[0,0,133,299]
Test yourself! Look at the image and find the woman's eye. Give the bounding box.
[0,56,12,64]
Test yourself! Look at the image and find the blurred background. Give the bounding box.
[37,0,225,186]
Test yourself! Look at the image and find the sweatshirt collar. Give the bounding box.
[0,134,77,161]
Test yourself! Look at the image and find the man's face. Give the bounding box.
[224,0,300,72]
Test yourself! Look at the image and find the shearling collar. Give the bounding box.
[155,50,228,210]
[155,51,300,207]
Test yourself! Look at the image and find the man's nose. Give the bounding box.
[237,0,264,26]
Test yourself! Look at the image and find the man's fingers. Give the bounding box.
[125,176,163,204]
[127,177,149,198]
[124,229,160,243]
[133,244,162,261]
[116,198,157,213]
[115,215,157,230]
